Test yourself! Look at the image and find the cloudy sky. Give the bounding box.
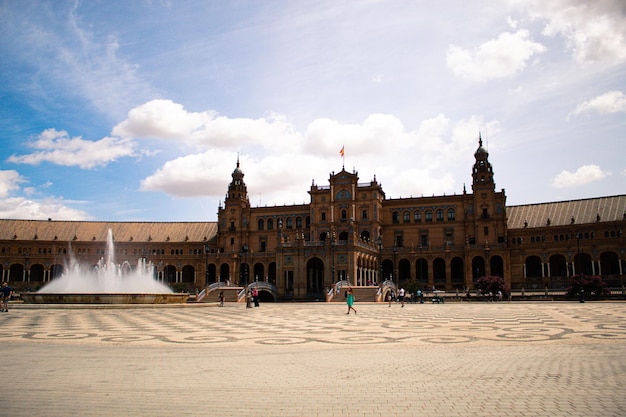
[1,0,624,222]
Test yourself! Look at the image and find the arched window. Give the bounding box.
[414,210,421,223]
[286,217,293,229]
[258,218,264,230]
[403,211,410,223]
[447,208,455,221]
[392,211,399,224]
[425,210,433,222]
[436,209,444,222]
[267,218,274,230]
[336,190,351,200]
[296,217,303,228]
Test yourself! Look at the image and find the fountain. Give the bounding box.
[21,229,189,304]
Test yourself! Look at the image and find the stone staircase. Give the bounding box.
[327,286,380,302]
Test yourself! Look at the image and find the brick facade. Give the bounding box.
[1,137,624,297]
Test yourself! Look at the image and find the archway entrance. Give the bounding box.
[306,257,324,299]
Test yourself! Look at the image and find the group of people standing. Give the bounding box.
[246,288,260,308]
[385,287,426,306]
[217,288,260,308]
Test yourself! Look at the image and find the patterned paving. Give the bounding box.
[2,301,625,347]
[3,302,626,417]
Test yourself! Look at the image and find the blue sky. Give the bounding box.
[1,0,624,222]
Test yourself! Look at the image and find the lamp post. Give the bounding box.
[393,246,398,300]
[242,243,249,287]
[204,245,210,287]
[377,236,383,284]
[418,244,423,290]
[24,250,30,282]
[328,231,336,284]
[576,233,585,303]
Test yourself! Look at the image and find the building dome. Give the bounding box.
[474,134,488,158]
[232,157,244,179]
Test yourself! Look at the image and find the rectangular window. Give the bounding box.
[321,212,326,221]
[484,226,489,236]
[362,210,368,220]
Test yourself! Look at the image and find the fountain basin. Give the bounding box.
[20,292,190,304]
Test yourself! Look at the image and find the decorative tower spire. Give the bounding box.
[471,133,494,191]
[226,156,249,203]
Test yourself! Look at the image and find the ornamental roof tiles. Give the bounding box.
[507,195,626,229]
[0,220,218,243]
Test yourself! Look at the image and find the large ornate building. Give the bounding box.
[1,137,624,299]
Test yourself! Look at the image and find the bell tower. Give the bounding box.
[470,133,504,247]
[472,133,494,192]
[226,156,249,205]
[217,156,251,254]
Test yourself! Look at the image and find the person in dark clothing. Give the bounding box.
[252,288,259,307]
[1,283,13,312]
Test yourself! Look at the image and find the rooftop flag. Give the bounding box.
[340,146,344,157]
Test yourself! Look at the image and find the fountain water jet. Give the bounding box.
[21,229,189,304]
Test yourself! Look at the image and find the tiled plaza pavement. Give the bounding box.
[1,301,626,417]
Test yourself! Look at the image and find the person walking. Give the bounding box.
[1,282,13,312]
[398,287,405,307]
[346,287,357,314]
[246,289,252,309]
[252,287,259,307]
[218,291,224,307]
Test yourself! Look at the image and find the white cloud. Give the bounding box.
[506,16,518,29]
[552,164,610,188]
[568,90,626,119]
[60,5,155,117]
[513,0,626,64]
[371,73,385,83]
[7,128,137,169]
[0,2,156,119]
[0,169,90,220]
[113,99,302,152]
[130,99,495,204]
[447,29,546,82]
[0,170,25,198]
[304,113,412,157]
[0,196,91,220]
[139,149,237,197]
[112,100,214,141]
